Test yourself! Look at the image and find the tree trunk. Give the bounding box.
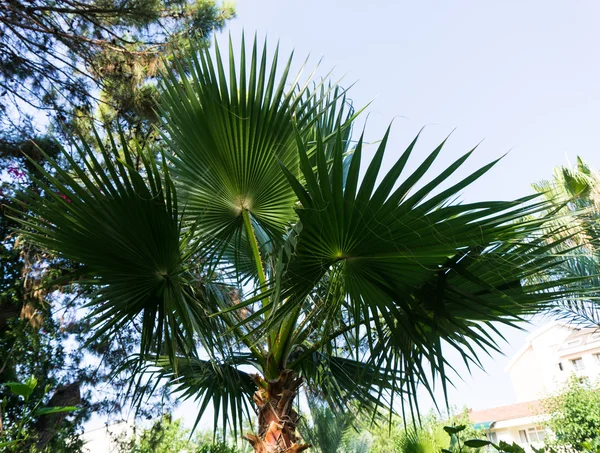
[244,369,311,453]
[32,382,81,451]
[0,301,21,329]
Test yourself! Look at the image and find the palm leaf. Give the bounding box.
[531,157,600,327]
[158,35,355,280]
[296,352,403,419]
[298,398,351,453]
[131,354,257,439]
[11,130,203,361]
[275,126,586,417]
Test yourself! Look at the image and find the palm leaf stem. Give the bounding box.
[242,208,268,289]
[272,306,301,371]
[241,208,273,369]
[219,309,266,364]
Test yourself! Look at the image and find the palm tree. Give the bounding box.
[532,157,600,326]
[12,36,582,453]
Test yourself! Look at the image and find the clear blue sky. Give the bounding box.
[212,0,600,415]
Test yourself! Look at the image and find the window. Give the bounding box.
[558,362,564,371]
[487,432,498,444]
[594,353,600,365]
[519,430,528,444]
[527,427,547,443]
[571,357,585,371]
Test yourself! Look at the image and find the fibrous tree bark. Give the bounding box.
[245,370,310,453]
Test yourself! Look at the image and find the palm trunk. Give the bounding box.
[244,369,311,453]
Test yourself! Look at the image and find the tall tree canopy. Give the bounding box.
[0,0,234,139]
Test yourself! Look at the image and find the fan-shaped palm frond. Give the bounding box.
[396,428,441,453]
[271,127,586,417]
[12,131,208,360]
[159,35,357,282]
[298,399,350,453]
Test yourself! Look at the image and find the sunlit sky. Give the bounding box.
[87,0,600,438]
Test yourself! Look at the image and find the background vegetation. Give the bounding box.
[0,1,234,450]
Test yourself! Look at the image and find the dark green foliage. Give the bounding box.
[11,35,595,446]
[0,117,173,452]
[14,132,195,359]
[0,376,81,452]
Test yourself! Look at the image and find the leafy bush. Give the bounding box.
[369,409,479,453]
[542,376,600,451]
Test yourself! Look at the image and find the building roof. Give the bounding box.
[469,400,543,424]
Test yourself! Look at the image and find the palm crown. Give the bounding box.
[532,157,600,327]
[13,36,582,452]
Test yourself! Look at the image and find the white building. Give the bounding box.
[469,322,600,451]
[507,322,600,402]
